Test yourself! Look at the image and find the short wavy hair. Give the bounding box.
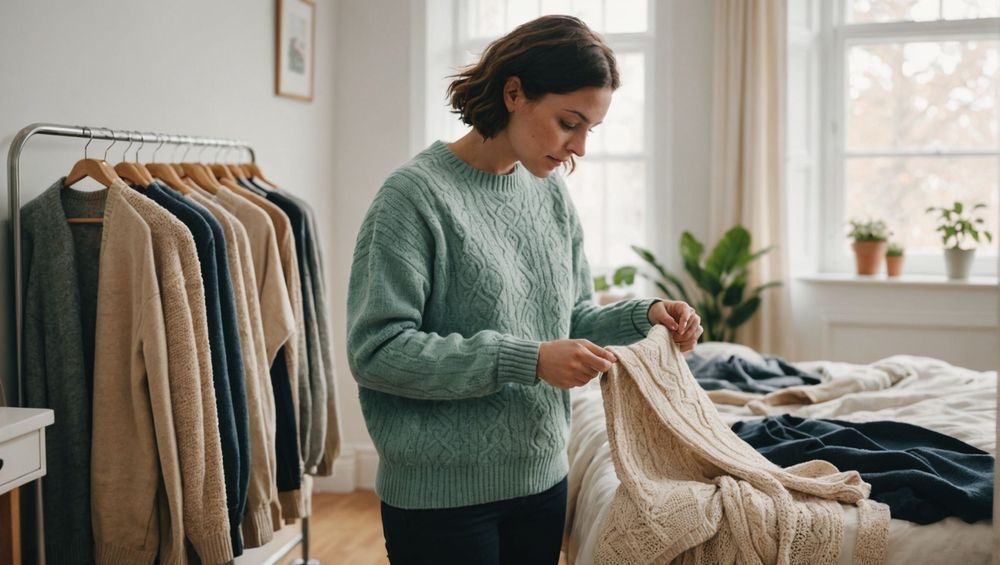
[447,15,620,140]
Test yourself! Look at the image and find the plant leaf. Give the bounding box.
[726,296,761,328]
[706,226,751,278]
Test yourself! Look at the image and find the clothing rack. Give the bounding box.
[6,122,318,565]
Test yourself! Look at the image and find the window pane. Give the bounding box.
[847,0,939,23]
[589,51,645,154]
[565,159,647,270]
[469,0,507,39]
[942,0,1000,19]
[565,161,607,267]
[570,0,604,32]
[846,41,998,151]
[605,160,647,266]
[605,0,648,33]
[507,0,541,29]
[845,156,999,253]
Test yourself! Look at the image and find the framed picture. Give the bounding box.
[276,0,315,101]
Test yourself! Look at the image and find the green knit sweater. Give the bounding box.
[347,141,657,509]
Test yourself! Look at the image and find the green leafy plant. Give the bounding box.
[630,226,781,343]
[847,218,890,242]
[593,266,637,292]
[885,242,904,257]
[925,201,993,250]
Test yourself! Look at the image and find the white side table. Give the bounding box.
[0,407,54,565]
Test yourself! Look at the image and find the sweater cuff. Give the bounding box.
[190,528,236,565]
[95,543,157,565]
[497,335,541,386]
[241,503,275,549]
[631,298,661,337]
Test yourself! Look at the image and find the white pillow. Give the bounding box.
[689,341,767,367]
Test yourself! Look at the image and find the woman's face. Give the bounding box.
[504,80,613,178]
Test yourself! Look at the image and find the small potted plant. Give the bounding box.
[885,242,904,277]
[847,218,890,275]
[926,201,994,280]
[593,265,637,305]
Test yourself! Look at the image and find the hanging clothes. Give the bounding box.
[24,179,233,564]
[189,189,279,548]
[137,181,248,555]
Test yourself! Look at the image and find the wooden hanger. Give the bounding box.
[209,163,237,183]
[182,162,223,194]
[227,163,248,181]
[147,162,192,195]
[245,162,281,189]
[64,128,121,224]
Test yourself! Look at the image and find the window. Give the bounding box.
[826,0,999,275]
[420,0,655,276]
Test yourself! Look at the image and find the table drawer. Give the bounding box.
[0,430,42,492]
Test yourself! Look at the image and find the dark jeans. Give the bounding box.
[380,477,568,565]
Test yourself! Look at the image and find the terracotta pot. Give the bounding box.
[596,291,634,306]
[885,255,904,277]
[852,241,886,275]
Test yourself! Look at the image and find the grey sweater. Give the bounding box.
[21,182,101,564]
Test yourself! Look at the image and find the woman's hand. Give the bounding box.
[648,300,704,353]
[536,339,618,389]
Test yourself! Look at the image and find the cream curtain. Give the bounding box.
[709,0,792,357]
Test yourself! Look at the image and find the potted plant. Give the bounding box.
[925,201,993,280]
[593,266,637,305]
[630,225,780,343]
[885,242,904,277]
[847,218,890,275]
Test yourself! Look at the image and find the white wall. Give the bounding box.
[323,0,717,491]
[0,0,338,557]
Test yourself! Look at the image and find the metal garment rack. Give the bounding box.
[7,122,317,565]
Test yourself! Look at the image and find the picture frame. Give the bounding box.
[276,0,316,102]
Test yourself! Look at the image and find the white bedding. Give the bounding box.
[565,355,996,565]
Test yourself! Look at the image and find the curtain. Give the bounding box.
[709,0,793,357]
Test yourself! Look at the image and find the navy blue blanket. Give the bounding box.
[686,354,821,393]
[732,415,994,524]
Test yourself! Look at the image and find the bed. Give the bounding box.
[565,348,996,564]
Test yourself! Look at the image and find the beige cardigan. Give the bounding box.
[596,326,890,565]
[90,181,230,564]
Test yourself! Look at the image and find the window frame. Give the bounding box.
[821,0,1000,277]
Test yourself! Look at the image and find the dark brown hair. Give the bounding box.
[447,15,620,140]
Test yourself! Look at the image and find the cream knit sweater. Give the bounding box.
[596,326,890,565]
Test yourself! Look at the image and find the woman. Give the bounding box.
[347,15,703,565]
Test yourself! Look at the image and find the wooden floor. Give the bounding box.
[281,491,569,564]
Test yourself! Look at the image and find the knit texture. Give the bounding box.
[227,183,304,517]
[347,141,657,509]
[21,181,100,564]
[142,183,245,555]
[113,181,232,564]
[596,326,890,565]
[213,186,291,528]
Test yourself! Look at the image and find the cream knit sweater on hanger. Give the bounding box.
[596,325,890,565]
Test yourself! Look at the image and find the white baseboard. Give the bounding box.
[311,441,379,493]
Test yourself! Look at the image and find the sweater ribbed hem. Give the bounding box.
[279,489,305,521]
[376,450,568,509]
[190,528,235,565]
[630,298,660,336]
[498,335,541,386]
[95,543,157,565]
[241,504,275,549]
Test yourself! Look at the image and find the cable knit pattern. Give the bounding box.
[597,326,890,565]
[347,141,657,509]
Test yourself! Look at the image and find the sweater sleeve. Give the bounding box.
[346,185,540,401]
[562,180,658,346]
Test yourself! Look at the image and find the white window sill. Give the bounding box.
[796,272,998,290]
